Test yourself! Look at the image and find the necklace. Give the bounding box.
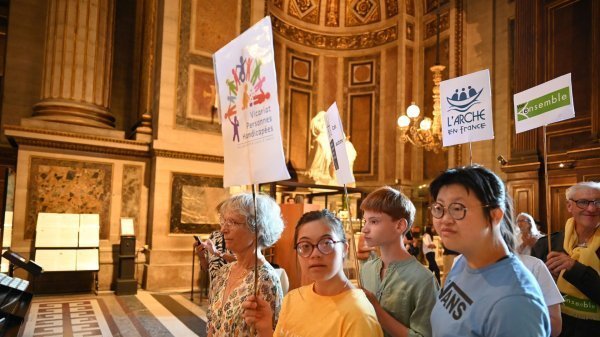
[576,224,599,248]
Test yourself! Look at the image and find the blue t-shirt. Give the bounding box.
[431,254,550,337]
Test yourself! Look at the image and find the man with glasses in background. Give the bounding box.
[532,181,600,337]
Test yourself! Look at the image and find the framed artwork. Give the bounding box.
[170,173,230,234]
[187,65,218,123]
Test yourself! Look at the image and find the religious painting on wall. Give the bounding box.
[25,157,113,240]
[187,65,217,123]
[169,173,230,234]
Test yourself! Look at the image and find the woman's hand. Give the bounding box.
[194,241,207,256]
[205,239,219,255]
[242,295,274,337]
[522,234,537,247]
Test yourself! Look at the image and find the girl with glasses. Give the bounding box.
[243,209,383,337]
[429,165,550,337]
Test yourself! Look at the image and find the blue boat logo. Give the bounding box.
[446,86,483,113]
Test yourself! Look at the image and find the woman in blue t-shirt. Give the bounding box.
[428,165,550,337]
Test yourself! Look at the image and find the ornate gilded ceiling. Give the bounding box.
[272,0,399,28]
[270,0,402,50]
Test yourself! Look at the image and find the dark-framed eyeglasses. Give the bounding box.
[295,238,344,257]
[430,202,489,221]
[570,199,600,209]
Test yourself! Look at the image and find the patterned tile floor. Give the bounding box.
[18,291,208,337]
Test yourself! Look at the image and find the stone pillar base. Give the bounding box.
[33,99,116,129]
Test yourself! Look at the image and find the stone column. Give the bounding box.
[32,0,116,129]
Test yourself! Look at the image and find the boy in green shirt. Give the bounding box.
[360,186,439,337]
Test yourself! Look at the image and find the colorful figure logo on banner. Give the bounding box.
[222,56,270,143]
[446,85,484,113]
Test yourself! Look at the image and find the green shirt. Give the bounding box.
[360,256,439,337]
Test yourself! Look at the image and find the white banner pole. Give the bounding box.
[542,125,552,253]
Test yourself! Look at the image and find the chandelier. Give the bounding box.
[397,3,445,153]
[397,65,445,153]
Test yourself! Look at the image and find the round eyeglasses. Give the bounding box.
[430,202,489,220]
[295,238,343,257]
[570,199,600,209]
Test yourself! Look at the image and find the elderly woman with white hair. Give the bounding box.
[205,193,285,337]
[516,212,544,255]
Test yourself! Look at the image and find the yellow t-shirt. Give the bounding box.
[274,283,383,337]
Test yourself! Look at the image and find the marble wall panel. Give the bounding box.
[169,173,229,234]
[25,158,113,239]
[191,0,239,54]
[120,165,142,236]
[176,0,250,133]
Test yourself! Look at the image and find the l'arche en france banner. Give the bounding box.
[213,16,289,187]
[439,69,494,147]
[513,73,575,133]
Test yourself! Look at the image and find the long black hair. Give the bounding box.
[429,165,516,252]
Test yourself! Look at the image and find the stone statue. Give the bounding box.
[308,112,357,186]
[308,111,334,185]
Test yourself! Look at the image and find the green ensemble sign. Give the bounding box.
[516,87,571,121]
[513,73,574,133]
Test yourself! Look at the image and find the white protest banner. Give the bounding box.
[513,73,574,133]
[324,102,355,185]
[213,17,290,187]
[440,69,494,147]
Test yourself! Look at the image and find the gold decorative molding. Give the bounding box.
[345,0,381,27]
[288,0,320,24]
[384,0,398,18]
[455,0,463,76]
[425,11,450,39]
[406,0,414,16]
[325,0,340,26]
[273,0,284,10]
[271,15,397,50]
[153,149,224,163]
[406,21,414,41]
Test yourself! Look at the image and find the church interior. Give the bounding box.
[0,0,598,336]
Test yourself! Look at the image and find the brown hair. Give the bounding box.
[360,186,416,233]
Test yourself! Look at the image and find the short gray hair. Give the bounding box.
[219,193,284,248]
[565,181,600,200]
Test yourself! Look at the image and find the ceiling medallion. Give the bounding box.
[352,0,377,22]
[290,0,316,18]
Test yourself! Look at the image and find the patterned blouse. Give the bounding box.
[207,231,229,281]
[207,262,282,337]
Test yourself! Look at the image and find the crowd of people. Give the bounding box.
[193,165,599,337]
